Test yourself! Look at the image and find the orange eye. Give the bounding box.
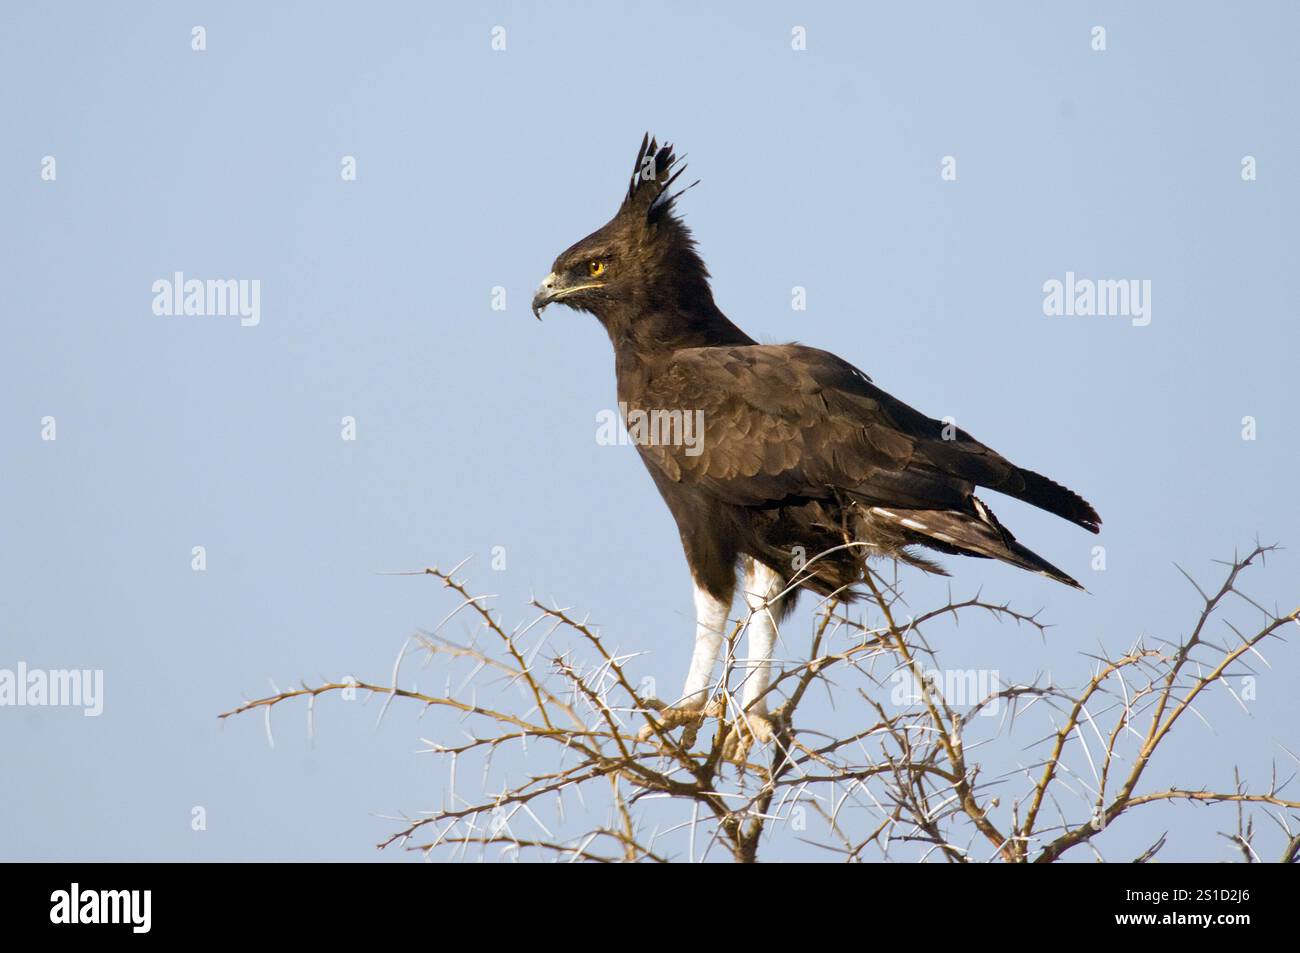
[588,260,606,277]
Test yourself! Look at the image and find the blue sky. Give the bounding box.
[2,1,1297,861]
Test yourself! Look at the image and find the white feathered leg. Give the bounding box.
[681,581,731,706]
[724,558,786,761]
[739,558,785,714]
[637,579,731,746]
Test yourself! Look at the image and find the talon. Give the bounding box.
[722,711,776,763]
[636,701,708,746]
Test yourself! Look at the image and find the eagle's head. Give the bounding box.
[532,134,709,326]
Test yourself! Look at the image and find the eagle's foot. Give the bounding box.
[722,709,777,763]
[636,698,721,748]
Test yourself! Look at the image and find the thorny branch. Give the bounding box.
[221,544,1299,863]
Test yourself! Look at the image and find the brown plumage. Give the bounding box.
[533,135,1101,614]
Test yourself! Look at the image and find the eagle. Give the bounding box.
[532,135,1101,756]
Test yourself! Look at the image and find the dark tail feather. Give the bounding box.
[998,535,1084,589]
[1004,468,1101,534]
[865,498,1084,589]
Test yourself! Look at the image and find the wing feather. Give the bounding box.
[629,343,1100,533]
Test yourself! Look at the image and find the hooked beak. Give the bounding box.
[531,272,559,320]
[531,272,606,320]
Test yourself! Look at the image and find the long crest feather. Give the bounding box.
[621,133,699,223]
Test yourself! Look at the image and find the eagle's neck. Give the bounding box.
[606,302,750,404]
[599,296,754,362]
